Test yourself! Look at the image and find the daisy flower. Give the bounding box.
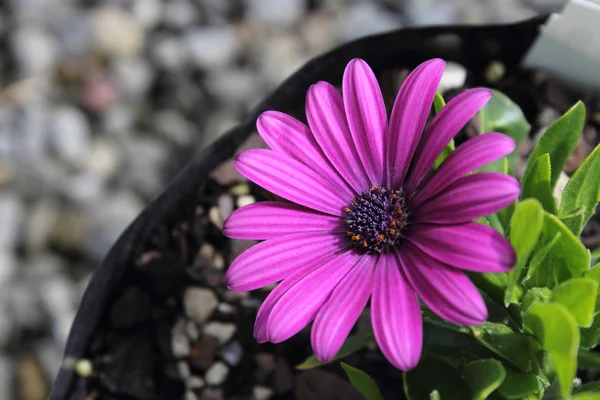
[223,58,519,370]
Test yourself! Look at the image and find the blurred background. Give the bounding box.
[0,0,567,399]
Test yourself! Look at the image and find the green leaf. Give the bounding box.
[521,154,557,214]
[404,357,471,400]
[525,213,589,289]
[581,316,600,349]
[521,287,552,315]
[551,278,598,327]
[296,331,373,370]
[506,199,545,305]
[577,347,600,369]
[463,359,506,400]
[524,302,579,398]
[433,92,455,169]
[341,362,383,400]
[470,322,537,372]
[573,380,600,397]
[591,247,600,261]
[523,101,585,189]
[559,142,600,236]
[559,206,587,236]
[497,368,541,399]
[583,264,600,314]
[479,89,530,172]
[429,390,441,400]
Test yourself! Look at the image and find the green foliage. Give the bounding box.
[404,357,471,400]
[479,89,530,172]
[551,278,598,327]
[523,101,585,189]
[463,359,506,400]
[433,92,455,169]
[341,363,383,400]
[520,154,556,214]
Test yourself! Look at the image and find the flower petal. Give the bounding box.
[407,222,516,273]
[235,149,351,216]
[254,264,319,343]
[386,59,445,188]
[224,201,343,240]
[371,253,422,371]
[405,88,493,193]
[266,251,361,343]
[225,232,347,291]
[402,243,487,325]
[410,133,516,207]
[413,172,520,224]
[343,59,387,186]
[311,255,376,361]
[306,81,371,193]
[257,111,355,199]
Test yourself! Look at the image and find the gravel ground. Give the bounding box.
[0,1,567,399]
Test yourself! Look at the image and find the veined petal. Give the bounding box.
[410,133,516,207]
[407,222,516,273]
[266,251,361,343]
[405,88,493,194]
[371,253,422,371]
[225,232,347,291]
[343,59,387,186]
[257,111,355,199]
[413,172,520,224]
[306,82,371,193]
[402,243,487,326]
[224,201,343,240]
[311,255,376,361]
[254,264,321,343]
[235,149,351,216]
[386,59,445,188]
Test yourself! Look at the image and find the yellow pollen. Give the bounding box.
[344,207,351,212]
[396,207,403,214]
[392,193,397,199]
[370,186,380,192]
[362,241,368,247]
[389,229,396,235]
[352,235,361,241]
[390,221,397,227]
[378,234,385,240]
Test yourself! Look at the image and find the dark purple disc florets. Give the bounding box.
[344,186,410,255]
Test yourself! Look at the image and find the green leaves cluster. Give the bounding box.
[296,92,600,400]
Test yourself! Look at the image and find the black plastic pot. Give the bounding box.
[50,15,550,400]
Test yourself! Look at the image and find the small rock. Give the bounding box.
[112,57,154,100]
[185,391,199,400]
[83,139,121,179]
[439,62,467,92]
[25,200,58,251]
[253,386,274,400]
[11,27,58,76]
[133,0,164,29]
[17,357,47,400]
[208,207,223,229]
[178,361,191,378]
[255,353,275,374]
[93,7,145,58]
[0,192,24,248]
[164,0,200,28]
[220,341,243,366]
[200,388,223,400]
[184,287,218,324]
[81,72,120,114]
[205,361,229,385]
[186,375,205,390]
[217,303,234,314]
[212,254,225,270]
[153,109,193,145]
[189,334,220,370]
[230,183,250,196]
[186,320,200,341]
[246,0,305,28]
[335,2,401,41]
[184,26,241,70]
[151,34,188,71]
[236,195,255,208]
[205,68,260,104]
[204,322,236,345]
[49,105,91,166]
[0,252,16,285]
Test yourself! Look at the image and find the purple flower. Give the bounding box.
[223,58,519,370]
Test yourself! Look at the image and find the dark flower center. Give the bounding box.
[344,186,410,255]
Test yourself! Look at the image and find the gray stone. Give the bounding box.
[178,361,191,378]
[0,192,24,248]
[11,26,58,76]
[247,0,305,28]
[187,375,205,390]
[153,109,193,145]
[220,341,243,366]
[0,355,13,400]
[204,322,236,345]
[335,2,401,42]
[164,0,200,28]
[205,68,260,104]
[184,287,218,324]
[151,34,188,70]
[112,58,154,100]
[133,0,164,29]
[49,106,91,167]
[82,139,121,179]
[205,361,229,385]
[185,26,241,70]
[92,7,145,58]
[0,252,15,285]
[172,333,191,358]
[253,386,274,400]
[439,62,467,93]
[25,200,59,252]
